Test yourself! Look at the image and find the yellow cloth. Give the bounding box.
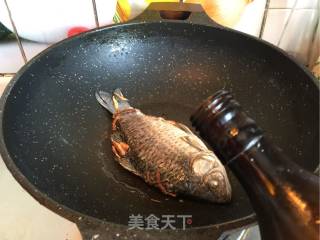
[114,0,181,23]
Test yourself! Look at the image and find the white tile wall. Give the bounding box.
[269,0,318,8]
[0,40,49,73]
[262,0,319,65]
[278,9,318,63]
[261,9,291,45]
[269,0,296,9]
[295,0,318,9]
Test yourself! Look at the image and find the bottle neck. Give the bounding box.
[191,90,318,190]
[191,91,319,240]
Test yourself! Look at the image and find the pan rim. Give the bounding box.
[0,21,318,234]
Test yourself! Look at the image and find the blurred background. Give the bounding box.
[0,0,318,239]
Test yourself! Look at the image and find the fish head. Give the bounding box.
[190,154,232,203]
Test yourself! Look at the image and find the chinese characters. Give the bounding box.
[128,214,192,230]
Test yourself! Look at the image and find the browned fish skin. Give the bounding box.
[95,89,231,203]
[113,108,232,203]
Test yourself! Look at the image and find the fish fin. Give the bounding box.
[111,139,129,157]
[96,91,114,113]
[155,171,177,197]
[168,120,194,135]
[181,135,208,152]
[112,142,141,177]
[113,88,131,112]
[118,156,141,177]
[162,119,208,151]
[111,134,141,177]
[95,89,131,114]
[113,88,128,101]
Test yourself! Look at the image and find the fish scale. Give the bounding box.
[117,111,224,197]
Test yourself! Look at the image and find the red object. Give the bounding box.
[67,27,90,37]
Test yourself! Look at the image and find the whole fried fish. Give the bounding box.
[96,89,232,203]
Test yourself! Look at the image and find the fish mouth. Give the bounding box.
[206,171,232,203]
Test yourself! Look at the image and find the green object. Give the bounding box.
[0,22,11,39]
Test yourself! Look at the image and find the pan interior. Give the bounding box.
[2,22,318,228]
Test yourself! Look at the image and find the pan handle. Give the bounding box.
[127,2,223,28]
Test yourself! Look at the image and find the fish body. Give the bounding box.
[96,89,232,203]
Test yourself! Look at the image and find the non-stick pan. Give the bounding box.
[0,3,318,240]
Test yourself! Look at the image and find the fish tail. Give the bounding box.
[95,88,131,114]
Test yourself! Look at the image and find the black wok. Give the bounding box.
[0,3,318,240]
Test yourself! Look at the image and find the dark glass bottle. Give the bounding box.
[191,90,319,240]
